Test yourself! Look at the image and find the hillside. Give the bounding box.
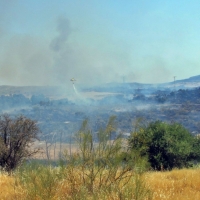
[0,74,199,143]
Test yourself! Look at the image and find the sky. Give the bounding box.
[0,0,200,87]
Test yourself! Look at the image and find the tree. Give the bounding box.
[128,121,195,170]
[191,135,200,162]
[0,114,40,172]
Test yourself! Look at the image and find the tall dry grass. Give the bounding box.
[0,165,152,200]
[145,168,200,200]
[0,168,200,200]
[0,172,24,200]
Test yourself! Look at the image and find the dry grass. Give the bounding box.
[0,172,24,200]
[145,168,200,200]
[0,168,200,199]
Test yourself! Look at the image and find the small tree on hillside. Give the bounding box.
[128,121,195,170]
[0,114,40,172]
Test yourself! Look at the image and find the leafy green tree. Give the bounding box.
[128,121,195,170]
[191,135,200,161]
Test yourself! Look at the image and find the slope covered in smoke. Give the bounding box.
[0,74,199,96]
[176,75,200,82]
[83,74,200,94]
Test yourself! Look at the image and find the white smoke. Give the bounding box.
[73,84,78,95]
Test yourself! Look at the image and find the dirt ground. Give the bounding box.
[32,141,79,160]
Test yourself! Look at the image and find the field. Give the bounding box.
[0,167,200,200]
[146,169,200,200]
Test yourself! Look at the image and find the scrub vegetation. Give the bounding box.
[1,166,200,199]
[0,116,200,199]
[0,114,39,172]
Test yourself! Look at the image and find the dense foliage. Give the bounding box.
[128,121,200,170]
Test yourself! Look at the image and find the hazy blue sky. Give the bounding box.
[0,0,200,86]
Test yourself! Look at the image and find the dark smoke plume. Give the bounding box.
[50,17,71,52]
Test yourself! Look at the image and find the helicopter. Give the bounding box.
[70,78,76,84]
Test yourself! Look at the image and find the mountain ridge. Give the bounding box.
[0,74,199,95]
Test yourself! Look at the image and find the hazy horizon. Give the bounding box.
[1,1,200,87]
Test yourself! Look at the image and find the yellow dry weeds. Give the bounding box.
[145,168,200,200]
[0,168,200,200]
[0,173,24,200]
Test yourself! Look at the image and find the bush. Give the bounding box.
[0,114,40,172]
[63,116,152,199]
[16,162,62,200]
[128,120,195,170]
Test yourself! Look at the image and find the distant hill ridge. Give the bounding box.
[176,75,200,83]
[0,75,200,95]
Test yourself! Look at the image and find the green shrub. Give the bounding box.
[128,120,196,170]
[16,162,63,200]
